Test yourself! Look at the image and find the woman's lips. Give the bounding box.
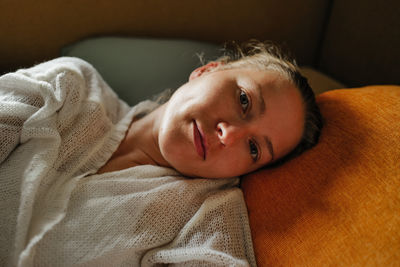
[193,120,206,160]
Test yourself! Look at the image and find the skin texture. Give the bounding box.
[156,64,305,178]
[98,63,305,178]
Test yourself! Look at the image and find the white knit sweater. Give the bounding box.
[0,57,256,267]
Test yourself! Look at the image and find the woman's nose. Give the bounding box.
[216,122,247,146]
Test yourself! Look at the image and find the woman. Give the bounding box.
[97,40,322,177]
[0,40,322,266]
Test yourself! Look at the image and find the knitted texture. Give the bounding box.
[0,58,256,267]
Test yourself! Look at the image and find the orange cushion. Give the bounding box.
[241,85,400,266]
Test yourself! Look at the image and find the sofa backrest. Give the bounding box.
[318,0,400,86]
[0,0,329,74]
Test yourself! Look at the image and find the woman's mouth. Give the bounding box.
[193,120,206,160]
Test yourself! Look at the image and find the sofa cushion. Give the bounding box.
[61,37,221,105]
[300,66,345,95]
[241,85,400,266]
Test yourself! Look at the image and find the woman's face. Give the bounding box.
[157,66,305,178]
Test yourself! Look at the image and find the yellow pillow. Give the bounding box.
[241,85,400,266]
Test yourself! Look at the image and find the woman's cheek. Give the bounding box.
[213,146,250,176]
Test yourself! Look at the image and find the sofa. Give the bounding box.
[1,0,399,265]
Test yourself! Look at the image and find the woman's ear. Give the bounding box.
[189,61,222,81]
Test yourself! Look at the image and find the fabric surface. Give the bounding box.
[61,37,222,106]
[319,0,400,86]
[299,66,345,95]
[241,85,400,266]
[0,0,329,74]
[0,57,256,266]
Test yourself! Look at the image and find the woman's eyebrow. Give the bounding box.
[251,82,272,160]
[264,135,274,161]
[255,85,266,116]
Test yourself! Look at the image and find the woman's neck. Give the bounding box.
[97,105,170,174]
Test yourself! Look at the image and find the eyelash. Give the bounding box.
[239,89,259,162]
[239,89,250,113]
[249,140,259,162]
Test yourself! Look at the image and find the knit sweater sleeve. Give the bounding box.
[0,78,38,163]
[0,57,125,165]
[0,57,132,267]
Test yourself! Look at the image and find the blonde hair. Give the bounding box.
[213,40,297,79]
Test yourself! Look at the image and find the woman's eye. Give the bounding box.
[239,90,250,113]
[249,140,259,162]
